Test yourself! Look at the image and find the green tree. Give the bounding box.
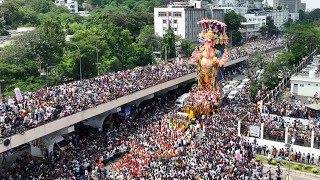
[162,27,176,59]
[260,25,268,36]
[266,18,278,36]
[180,39,191,57]
[224,10,245,45]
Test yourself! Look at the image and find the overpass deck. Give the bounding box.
[0,45,285,153]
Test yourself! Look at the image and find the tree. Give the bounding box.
[286,24,320,61]
[266,18,278,36]
[180,39,191,57]
[224,10,245,45]
[162,27,176,59]
[260,25,268,36]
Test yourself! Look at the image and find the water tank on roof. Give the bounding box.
[309,70,316,79]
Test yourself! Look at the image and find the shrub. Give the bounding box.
[255,156,263,162]
[311,168,319,174]
[270,159,277,165]
[303,165,311,170]
[293,164,300,170]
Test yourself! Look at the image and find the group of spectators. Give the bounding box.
[228,37,286,60]
[0,63,196,138]
[0,37,287,139]
[1,81,274,179]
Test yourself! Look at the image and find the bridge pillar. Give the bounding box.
[30,143,44,158]
[30,126,75,158]
[83,108,118,131]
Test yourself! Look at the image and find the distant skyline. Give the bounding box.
[264,0,320,11]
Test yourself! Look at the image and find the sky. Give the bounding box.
[264,0,320,11]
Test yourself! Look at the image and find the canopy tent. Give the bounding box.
[305,103,320,111]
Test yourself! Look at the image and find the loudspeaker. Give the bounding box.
[3,139,10,146]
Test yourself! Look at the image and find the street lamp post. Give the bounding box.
[46,66,56,85]
[286,135,295,180]
[70,43,82,81]
[0,79,4,98]
[95,41,101,76]
[149,39,162,63]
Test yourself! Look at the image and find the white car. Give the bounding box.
[222,85,235,94]
[228,90,238,99]
[228,80,239,87]
[241,78,250,85]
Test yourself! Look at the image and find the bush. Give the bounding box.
[293,164,300,170]
[303,165,311,170]
[255,156,263,162]
[270,159,277,165]
[311,168,319,174]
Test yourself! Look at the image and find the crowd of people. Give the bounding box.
[0,37,287,139]
[1,82,274,179]
[0,63,196,138]
[228,37,286,60]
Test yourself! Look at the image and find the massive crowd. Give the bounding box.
[1,85,270,179]
[0,37,286,139]
[228,38,286,60]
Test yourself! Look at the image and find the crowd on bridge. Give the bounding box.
[0,37,287,139]
[228,37,286,61]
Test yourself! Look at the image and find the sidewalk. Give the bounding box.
[257,154,320,177]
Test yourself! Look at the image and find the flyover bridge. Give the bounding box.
[0,46,284,153]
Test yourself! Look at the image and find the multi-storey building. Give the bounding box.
[55,0,79,13]
[273,0,301,13]
[154,1,207,42]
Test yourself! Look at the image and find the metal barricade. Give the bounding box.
[263,126,285,142]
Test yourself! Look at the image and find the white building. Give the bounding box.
[290,55,320,97]
[154,1,206,42]
[0,0,4,21]
[289,12,299,21]
[273,0,301,13]
[244,13,267,27]
[55,0,78,13]
[267,10,289,29]
[240,22,261,40]
[290,75,320,97]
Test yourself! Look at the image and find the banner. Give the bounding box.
[249,125,260,137]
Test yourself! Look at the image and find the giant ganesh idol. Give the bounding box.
[191,19,228,107]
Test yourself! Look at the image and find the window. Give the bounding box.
[300,84,304,87]
[173,19,177,24]
[316,84,319,86]
[173,28,177,31]
[158,12,166,17]
[163,19,166,23]
[173,12,182,17]
[163,27,166,31]
[308,83,311,85]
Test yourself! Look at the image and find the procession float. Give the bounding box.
[171,19,229,131]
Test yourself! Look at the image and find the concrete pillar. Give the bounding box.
[285,127,289,144]
[238,120,241,137]
[29,143,44,158]
[83,108,118,131]
[260,123,264,140]
[311,130,315,148]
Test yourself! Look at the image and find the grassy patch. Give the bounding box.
[256,155,320,175]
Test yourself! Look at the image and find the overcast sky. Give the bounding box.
[265,0,320,11]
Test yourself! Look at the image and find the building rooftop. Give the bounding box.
[290,74,320,83]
